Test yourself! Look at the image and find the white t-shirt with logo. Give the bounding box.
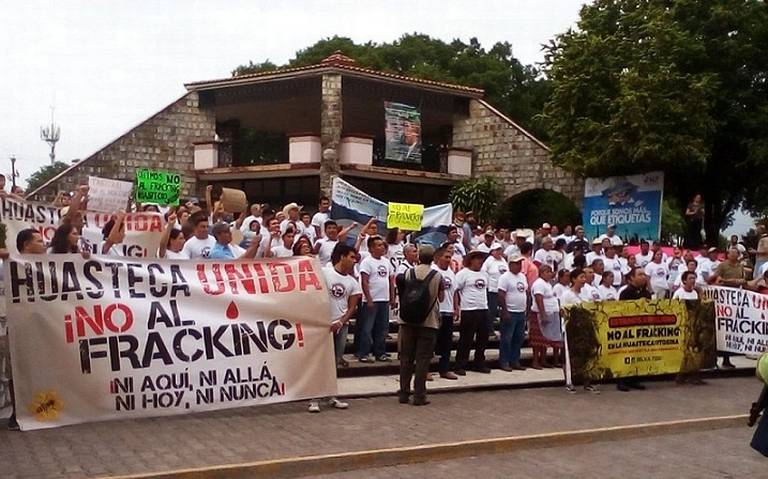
[533,249,557,270]
[581,283,602,302]
[323,266,362,321]
[602,256,623,286]
[645,261,670,291]
[315,237,338,266]
[431,264,457,314]
[635,252,654,268]
[455,269,489,311]
[497,271,528,313]
[181,235,216,259]
[359,255,393,302]
[597,284,619,301]
[672,288,699,300]
[530,278,559,313]
[481,256,508,292]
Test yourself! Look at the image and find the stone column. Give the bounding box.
[319,73,342,196]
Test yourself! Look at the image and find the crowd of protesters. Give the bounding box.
[2,181,768,420]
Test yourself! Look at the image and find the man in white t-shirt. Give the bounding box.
[207,222,260,260]
[672,271,699,300]
[314,220,355,266]
[602,245,624,287]
[497,255,529,371]
[475,231,495,253]
[533,236,557,270]
[585,238,604,266]
[181,213,217,259]
[311,196,331,239]
[698,247,721,282]
[635,240,654,268]
[599,224,624,246]
[454,250,491,375]
[431,245,458,380]
[280,203,303,235]
[357,236,395,362]
[308,242,360,413]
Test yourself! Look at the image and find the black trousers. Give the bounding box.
[399,324,437,400]
[436,313,454,373]
[455,309,489,370]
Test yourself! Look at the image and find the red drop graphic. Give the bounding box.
[226,301,239,320]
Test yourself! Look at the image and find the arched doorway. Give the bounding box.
[497,189,581,229]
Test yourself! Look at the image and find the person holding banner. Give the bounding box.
[207,222,261,260]
[181,212,216,259]
[49,224,83,254]
[2,228,48,430]
[307,243,361,413]
[314,220,356,266]
[711,247,747,288]
[617,267,652,391]
[672,271,699,300]
[158,213,189,259]
[100,212,127,256]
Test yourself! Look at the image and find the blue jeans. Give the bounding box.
[499,311,526,367]
[334,323,349,364]
[357,301,389,358]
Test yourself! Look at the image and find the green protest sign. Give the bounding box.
[135,169,181,205]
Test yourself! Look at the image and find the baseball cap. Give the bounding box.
[508,254,525,263]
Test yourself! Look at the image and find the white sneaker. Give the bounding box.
[308,401,321,413]
[327,398,349,409]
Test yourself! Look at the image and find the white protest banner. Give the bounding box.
[702,286,768,354]
[0,269,9,419]
[0,196,164,257]
[87,176,134,213]
[5,254,337,430]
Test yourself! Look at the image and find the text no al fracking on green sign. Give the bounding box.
[135,169,181,205]
[387,202,424,231]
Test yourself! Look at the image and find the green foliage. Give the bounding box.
[660,198,685,242]
[541,0,768,242]
[233,34,552,139]
[496,189,581,229]
[26,161,69,193]
[449,176,501,226]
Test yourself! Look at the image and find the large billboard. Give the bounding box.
[582,171,664,241]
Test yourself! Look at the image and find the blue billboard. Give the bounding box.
[582,172,663,242]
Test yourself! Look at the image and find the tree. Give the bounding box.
[497,189,581,230]
[540,0,768,242]
[233,34,552,140]
[26,161,69,194]
[449,176,500,226]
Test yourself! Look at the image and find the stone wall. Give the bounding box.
[452,99,583,205]
[28,92,216,202]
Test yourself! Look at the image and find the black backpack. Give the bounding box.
[399,269,439,324]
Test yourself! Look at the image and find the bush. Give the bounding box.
[449,177,501,225]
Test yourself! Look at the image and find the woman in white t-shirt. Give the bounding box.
[481,244,507,322]
[597,271,619,301]
[552,269,571,300]
[158,213,190,259]
[645,250,670,299]
[529,265,562,369]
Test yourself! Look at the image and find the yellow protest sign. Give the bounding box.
[387,202,424,231]
[563,299,715,383]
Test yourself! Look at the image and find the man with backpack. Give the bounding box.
[396,245,444,406]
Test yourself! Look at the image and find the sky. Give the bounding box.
[0,0,755,235]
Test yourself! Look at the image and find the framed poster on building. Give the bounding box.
[384,101,421,163]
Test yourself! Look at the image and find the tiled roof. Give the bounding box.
[185,51,484,97]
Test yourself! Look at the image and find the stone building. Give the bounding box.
[28,52,582,210]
